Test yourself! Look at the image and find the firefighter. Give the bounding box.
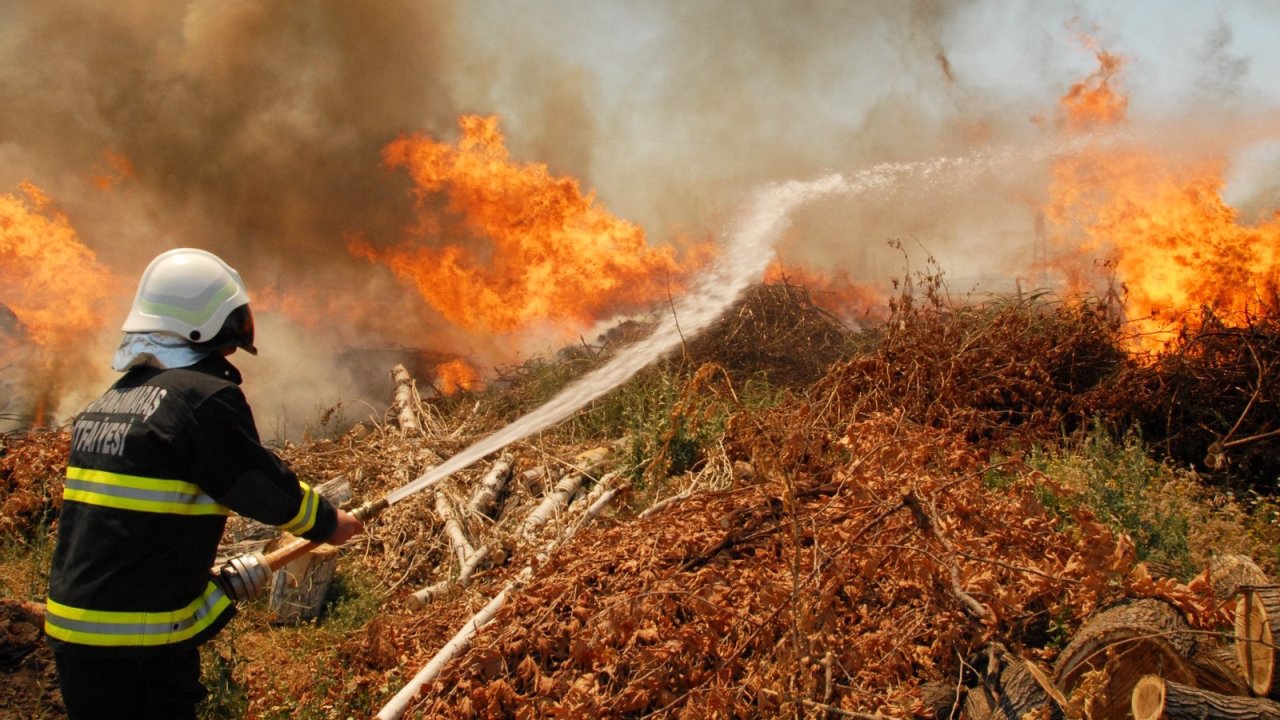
[45,248,364,719]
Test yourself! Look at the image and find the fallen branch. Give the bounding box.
[639,488,694,519]
[376,581,514,720]
[408,545,492,608]
[435,491,474,567]
[901,485,993,622]
[379,482,620,720]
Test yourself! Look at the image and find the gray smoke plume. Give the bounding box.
[0,0,1274,435]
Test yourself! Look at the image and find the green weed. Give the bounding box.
[1028,423,1275,578]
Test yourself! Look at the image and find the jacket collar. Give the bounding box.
[189,353,243,385]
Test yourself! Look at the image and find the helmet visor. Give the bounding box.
[208,303,257,355]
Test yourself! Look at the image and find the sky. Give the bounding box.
[1,0,1278,434]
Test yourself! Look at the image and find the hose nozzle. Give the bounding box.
[216,551,272,603]
[350,497,389,523]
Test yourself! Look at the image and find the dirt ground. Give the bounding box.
[0,599,63,719]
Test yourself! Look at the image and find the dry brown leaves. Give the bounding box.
[684,282,855,388]
[400,417,1153,718]
[810,297,1126,446]
[0,429,66,538]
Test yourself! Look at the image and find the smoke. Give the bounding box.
[1,0,1277,434]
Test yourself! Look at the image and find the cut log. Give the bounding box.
[391,364,421,435]
[520,473,584,538]
[1210,554,1269,601]
[519,466,550,497]
[1132,674,1280,719]
[960,651,1062,720]
[466,454,513,519]
[1236,584,1280,697]
[1053,598,1197,720]
[267,534,339,624]
[1192,643,1251,697]
[916,681,964,720]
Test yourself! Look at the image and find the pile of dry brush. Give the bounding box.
[4,278,1280,718]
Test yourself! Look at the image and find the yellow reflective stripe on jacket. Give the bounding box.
[44,582,232,647]
[64,466,230,516]
[278,481,319,535]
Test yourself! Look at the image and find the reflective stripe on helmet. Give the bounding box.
[44,582,232,647]
[135,277,242,329]
[278,481,320,535]
[64,466,230,516]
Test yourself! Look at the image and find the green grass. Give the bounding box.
[198,560,385,719]
[0,522,54,602]
[1016,423,1277,579]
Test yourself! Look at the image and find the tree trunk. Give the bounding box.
[1053,598,1198,720]
[1236,584,1280,698]
[1132,675,1280,720]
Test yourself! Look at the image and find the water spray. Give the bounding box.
[217,152,1018,597]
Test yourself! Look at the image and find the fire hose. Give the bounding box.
[215,496,389,603]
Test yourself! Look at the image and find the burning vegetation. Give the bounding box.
[6,269,1280,718]
[3,40,1280,720]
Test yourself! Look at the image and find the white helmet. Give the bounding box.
[122,248,257,354]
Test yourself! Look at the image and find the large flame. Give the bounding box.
[350,115,708,337]
[1044,46,1280,347]
[0,182,119,421]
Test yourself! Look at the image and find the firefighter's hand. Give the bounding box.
[329,509,364,546]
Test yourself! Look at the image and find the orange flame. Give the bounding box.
[764,260,883,325]
[436,358,479,394]
[1,183,117,349]
[1,182,119,420]
[1060,42,1128,130]
[1043,45,1280,348]
[350,115,707,337]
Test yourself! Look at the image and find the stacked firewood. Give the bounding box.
[928,554,1280,719]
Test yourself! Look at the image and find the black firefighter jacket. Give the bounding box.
[45,354,338,656]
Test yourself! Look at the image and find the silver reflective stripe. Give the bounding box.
[44,583,233,647]
[63,466,228,516]
[48,590,223,637]
[65,477,220,509]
